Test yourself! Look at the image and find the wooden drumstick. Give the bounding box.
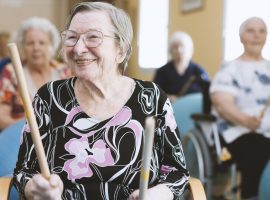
[7,43,50,179]
[260,98,270,118]
[139,117,155,200]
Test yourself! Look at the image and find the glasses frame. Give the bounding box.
[61,29,117,48]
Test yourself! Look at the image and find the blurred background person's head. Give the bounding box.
[14,16,61,68]
[239,17,267,59]
[169,31,194,65]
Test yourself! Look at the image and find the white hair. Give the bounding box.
[15,16,60,58]
[239,17,267,36]
[66,2,133,73]
[169,31,194,60]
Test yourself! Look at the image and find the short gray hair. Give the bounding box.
[169,31,194,60]
[15,16,60,59]
[239,17,267,36]
[65,2,133,73]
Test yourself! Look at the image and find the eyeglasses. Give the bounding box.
[61,29,117,48]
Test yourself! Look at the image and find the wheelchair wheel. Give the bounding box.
[182,128,213,199]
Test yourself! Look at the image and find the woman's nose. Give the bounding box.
[73,36,88,55]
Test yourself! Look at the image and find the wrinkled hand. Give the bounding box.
[129,184,173,200]
[244,115,261,131]
[24,174,63,200]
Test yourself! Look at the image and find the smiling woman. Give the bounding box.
[12,2,190,200]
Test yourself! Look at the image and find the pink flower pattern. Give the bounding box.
[63,137,114,181]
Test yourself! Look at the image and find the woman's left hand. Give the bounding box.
[129,184,173,200]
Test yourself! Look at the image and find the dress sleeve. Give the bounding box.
[13,92,51,199]
[210,63,238,96]
[156,93,189,199]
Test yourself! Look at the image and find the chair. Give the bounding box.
[0,176,206,200]
[259,160,270,200]
[0,177,13,200]
[0,119,25,200]
[0,119,25,176]
[172,93,203,136]
[172,89,238,200]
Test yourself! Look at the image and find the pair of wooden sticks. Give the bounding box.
[8,43,155,200]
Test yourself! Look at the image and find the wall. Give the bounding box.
[0,0,224,79]
[0,0,68,37]
[126,0,224,80]
[169,0,224,78]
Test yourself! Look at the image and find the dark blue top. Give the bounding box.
[0,58,11,73]
[153,61,209,95]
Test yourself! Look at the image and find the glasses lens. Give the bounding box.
[62,31,78,47]
[84,31,103,47]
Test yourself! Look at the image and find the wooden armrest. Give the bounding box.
[189,177,206,200]
[0,177,13,200]
[191,113,216,122]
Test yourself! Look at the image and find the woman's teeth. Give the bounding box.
[75,59,95,65]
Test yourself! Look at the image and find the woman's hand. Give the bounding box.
[129,184,173,200]
[24,174,63,200]
[243,115,261,131]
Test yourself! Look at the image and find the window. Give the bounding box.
[224,0,270,61]
[138,0,169,68]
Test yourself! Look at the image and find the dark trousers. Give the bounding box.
[226,133,270,198]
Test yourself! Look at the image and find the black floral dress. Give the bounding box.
[13,77,189,200]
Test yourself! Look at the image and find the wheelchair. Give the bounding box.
[172,81,239,200]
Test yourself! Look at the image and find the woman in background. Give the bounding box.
[0,17,70,130]
[154,31,209,101]
[210,17,270,199]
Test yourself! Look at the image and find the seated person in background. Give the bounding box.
[0,17,71,130]
[153,31,209,102]
[210,17,270,200]
[0,32,11,73]
[13,2,189,200]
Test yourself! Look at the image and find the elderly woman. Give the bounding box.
[154,31,209,101]
[13,2,189,200]
[210,17,270,199]
[0,17,70,130]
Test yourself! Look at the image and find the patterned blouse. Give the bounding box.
[210,59,270,143]
[13,77,189,200]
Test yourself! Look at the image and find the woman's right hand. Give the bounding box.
[24,174,63,200]
[244,115,261,131]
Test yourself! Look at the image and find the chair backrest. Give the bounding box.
[0,119,25,176]
[172,93,203,136]
[259,159,270,200]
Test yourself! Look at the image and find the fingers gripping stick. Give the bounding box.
[8,43,51,179]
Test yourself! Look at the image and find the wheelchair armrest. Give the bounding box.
[191,113,216,122]
[0,177,13,200]
[188,177,207,200]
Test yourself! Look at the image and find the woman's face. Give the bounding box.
[64,11,121,81]
[23,29,52,68]
[240,19,267,55]
[170,41,185,62]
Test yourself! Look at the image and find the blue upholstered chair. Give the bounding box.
[0,119,25,200]
[259,160,270,200]
[172,93,203,136]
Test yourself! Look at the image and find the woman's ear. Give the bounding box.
[116,49,126,64]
